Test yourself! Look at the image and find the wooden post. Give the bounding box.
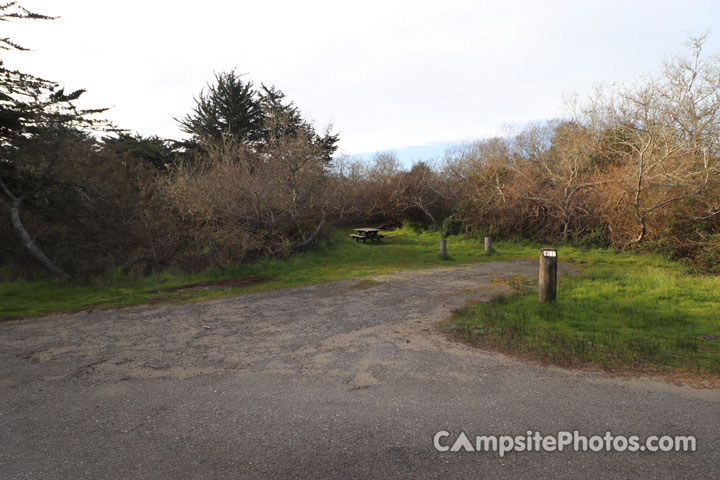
[440,239,447,258]
[484,236,492,255]
[539,248,557,302]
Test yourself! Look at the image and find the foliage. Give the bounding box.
[177,70,338,161]
[0,131,169,277]
[429,36,720,270]
[2,11,720,279]
[440,214,464,238]
[177,70,264,145]
[102,133,180,171]
[161,129,340,268]
[0,4,109,146]
[331,153,454,227]
[0,3,114,279]
[570,226,611,250]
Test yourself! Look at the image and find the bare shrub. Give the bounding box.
[161,129,341,268]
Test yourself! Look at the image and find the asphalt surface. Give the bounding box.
[1,260,718,479]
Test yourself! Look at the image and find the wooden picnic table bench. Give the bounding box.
[349,228,385,243]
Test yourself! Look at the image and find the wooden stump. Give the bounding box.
[484,236,492,255]
[440,239,447,259]
[539,248,557,302]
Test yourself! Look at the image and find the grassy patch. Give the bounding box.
[1,227,536,319]
[447,246,720,375]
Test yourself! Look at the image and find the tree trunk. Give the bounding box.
[561,220,570,243]
[8,199,70,280]
[630,217,647,245]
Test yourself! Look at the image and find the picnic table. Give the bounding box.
[349,228,385,243]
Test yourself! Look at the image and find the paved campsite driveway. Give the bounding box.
[1,260,719,479]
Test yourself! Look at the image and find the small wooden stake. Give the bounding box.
[440,239,447,258]
[539,248,557,302]
[484,236,492,255]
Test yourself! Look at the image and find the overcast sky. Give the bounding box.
[4,1,720,161]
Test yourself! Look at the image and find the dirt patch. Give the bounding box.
[313,279,383,297]
[151,276,272,293]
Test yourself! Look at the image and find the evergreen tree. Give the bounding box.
[178,70,339,161]
[102,133,179,171]
[177,70,264,145]
[0,4,106,147]
[0,3,110,279]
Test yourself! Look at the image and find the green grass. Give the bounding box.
[0,226,535,320]
[447,245,720,375]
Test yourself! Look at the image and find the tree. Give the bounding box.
[583,35,720,245]
[506,121,609,242]
[162,122,342,264]
[102,133,179,171]
[0,3,109,279]
[177,70,338,161]
[392,161,448,225]
[177,70,264,146]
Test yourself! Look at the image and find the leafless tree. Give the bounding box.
[582,35,719,244]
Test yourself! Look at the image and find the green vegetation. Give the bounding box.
[447,246,720,375]
[0,227,536,320]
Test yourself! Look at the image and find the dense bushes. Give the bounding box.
[161,132,341,268]
[0,121,344,277]
[331,154,455,229]
[2,36,719,279]
[0,131,174,277]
